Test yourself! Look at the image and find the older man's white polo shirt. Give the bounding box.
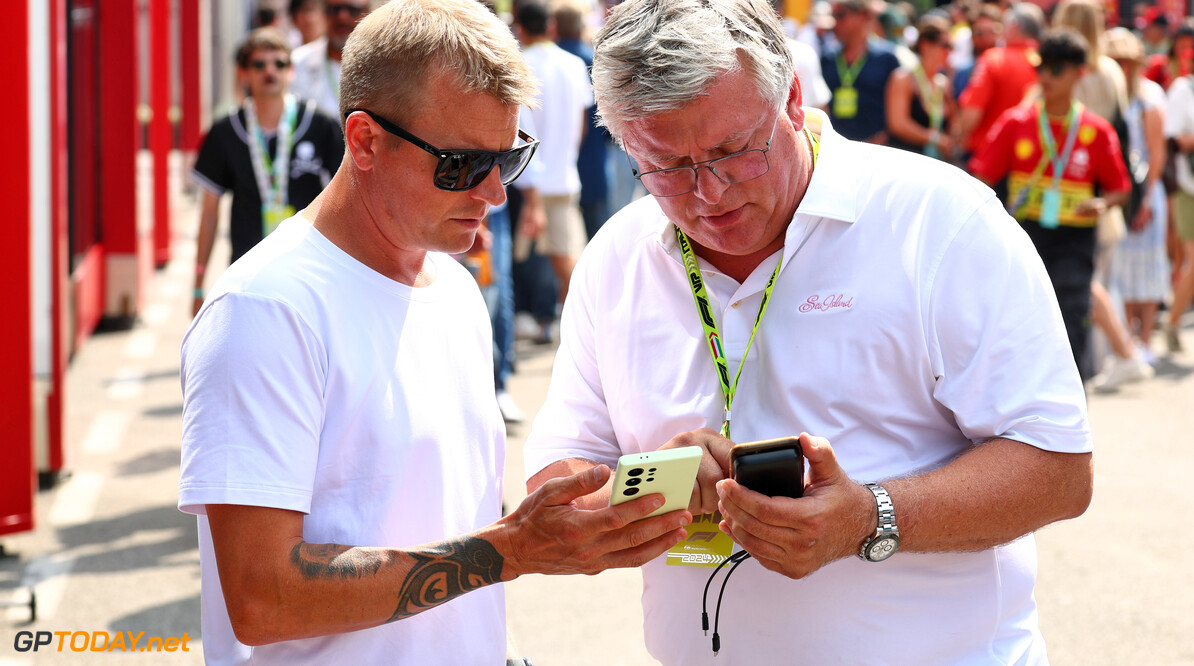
[525,111,1089,665]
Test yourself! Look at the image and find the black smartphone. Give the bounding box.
[729,436,805,498]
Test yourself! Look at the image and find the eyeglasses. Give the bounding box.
[325,3,366,18]
[346,109,540,191]
[629,117,778,198]
[249,58,290,71]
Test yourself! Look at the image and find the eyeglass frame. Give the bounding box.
[345,108,540,192]
[628,115,780,198]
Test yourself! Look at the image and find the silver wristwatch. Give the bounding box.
[859,483,900,562]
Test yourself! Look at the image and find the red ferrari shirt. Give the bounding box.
[969,102,1130,228]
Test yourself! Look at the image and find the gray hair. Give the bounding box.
[592,0,795,144]
[1003,2,1045,43]
[339,0,537,126]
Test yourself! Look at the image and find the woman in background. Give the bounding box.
[886,15,957,161]
[1106,28,1171,356]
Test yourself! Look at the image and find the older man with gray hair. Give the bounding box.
[179,1,693,664]
[524,0,1093,663]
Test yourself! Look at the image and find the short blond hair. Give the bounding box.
[339,0,537,125]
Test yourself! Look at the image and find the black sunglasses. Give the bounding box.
[1036,62,1079,76]
[325,3,365,18]
[249,58,290,71]
[346,109,540,191]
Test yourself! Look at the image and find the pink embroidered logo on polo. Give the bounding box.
[798,293,855,313]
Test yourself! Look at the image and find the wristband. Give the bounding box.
[193,288,205,299]
[928,129,941,146]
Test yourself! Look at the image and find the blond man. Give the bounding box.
[179,2,691,663]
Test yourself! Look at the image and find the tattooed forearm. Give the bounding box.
[387,537,504,623]
[291,543,387,580]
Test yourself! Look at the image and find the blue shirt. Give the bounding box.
[820,39,900,142]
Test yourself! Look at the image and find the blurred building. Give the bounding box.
[1,0,259,540]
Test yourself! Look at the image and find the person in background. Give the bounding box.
[191,28,343,316]
[953,3,1003,97]
[886,14,957,161]
[288,0,327,48]
[1163,34,1194,354]
[527,1,1093,663]
[1053,0,1153,386]
[553,0,612,241]
[179,2,691,663]
[956,2,1045,160]
[513,0,592,342]
[822,0,901,143]
[1143,19,1193,90]
[876,2,916,69]
[1139,6,1171,57]
[969,28,1133,382]
[1106,27,1171,365]
[290,0,371,118]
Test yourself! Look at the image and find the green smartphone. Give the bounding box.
[609,447,703,519]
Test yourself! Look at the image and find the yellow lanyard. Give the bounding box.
[676,127,820,439]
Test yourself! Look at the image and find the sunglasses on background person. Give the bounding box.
[1036,62,1080,76]
[345,109,540,191]
[325,3,366,18]
[248,58,291,71]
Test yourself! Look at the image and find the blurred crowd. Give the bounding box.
[213,0,1193,421]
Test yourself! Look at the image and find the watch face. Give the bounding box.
[866,535,899,562]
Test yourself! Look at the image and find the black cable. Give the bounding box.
[701,550,742,635]
[700,550,752,656]
[712,551,751,656]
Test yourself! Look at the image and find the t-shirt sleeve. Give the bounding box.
[178,292,327,515]
[926,197,1091,453]
[191,120,235,196]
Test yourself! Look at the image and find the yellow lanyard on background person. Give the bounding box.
[667,126,820,569]
[911,63,945,158]
[833,51,868,119]
[245,94,299,235]
[675,127,821,440]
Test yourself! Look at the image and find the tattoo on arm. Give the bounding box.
[288,537,505,623]
[291,543,386,579]
[388,537,504,623]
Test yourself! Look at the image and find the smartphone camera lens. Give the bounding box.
[622,487,639,497]
[626,477,641,486]
[628,468,644,477]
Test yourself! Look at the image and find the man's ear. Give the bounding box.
[344,112,380,172]
[786,73,806,132]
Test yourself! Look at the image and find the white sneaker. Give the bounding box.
[496,391,525,423]
[1090,354,1155,393]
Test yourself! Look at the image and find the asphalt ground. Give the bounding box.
[2,173,1192,664]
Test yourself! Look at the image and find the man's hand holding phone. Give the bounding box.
[716,433,874,580]
[497,465,693,578]
[654,428,735,515]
